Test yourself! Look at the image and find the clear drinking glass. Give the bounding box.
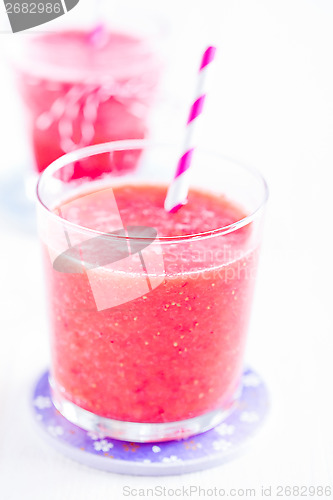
[36,140,268,442]
[8,9,165,176]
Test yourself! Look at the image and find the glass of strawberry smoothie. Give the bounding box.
[9,25,163,177]
[36,140,268,442]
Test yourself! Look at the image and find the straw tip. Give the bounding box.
[206,45,217,54]
[89,23,108,47]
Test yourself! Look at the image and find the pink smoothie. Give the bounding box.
[46,185,258,423]
[15,30,161,175]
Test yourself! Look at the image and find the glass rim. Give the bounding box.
[6,14,168,83]
[36,139,269,244]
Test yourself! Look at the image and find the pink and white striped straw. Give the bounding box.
[164,46,217,213]
[89,0,108,47]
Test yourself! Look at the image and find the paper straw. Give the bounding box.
[164,46,216,213]
[90,23,108,46]
[89,0,108,47]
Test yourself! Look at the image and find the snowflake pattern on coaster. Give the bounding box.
[32,368,269,476]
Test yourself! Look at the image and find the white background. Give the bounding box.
[0,0,333,498]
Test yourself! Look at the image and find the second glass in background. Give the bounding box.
[9,7,166,177]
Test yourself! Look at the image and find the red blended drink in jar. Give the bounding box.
[12,30,161,176]
[37,141,268,442]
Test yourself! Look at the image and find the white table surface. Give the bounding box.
[0,1,333,499]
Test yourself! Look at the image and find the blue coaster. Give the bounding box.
[32,369,269,476]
